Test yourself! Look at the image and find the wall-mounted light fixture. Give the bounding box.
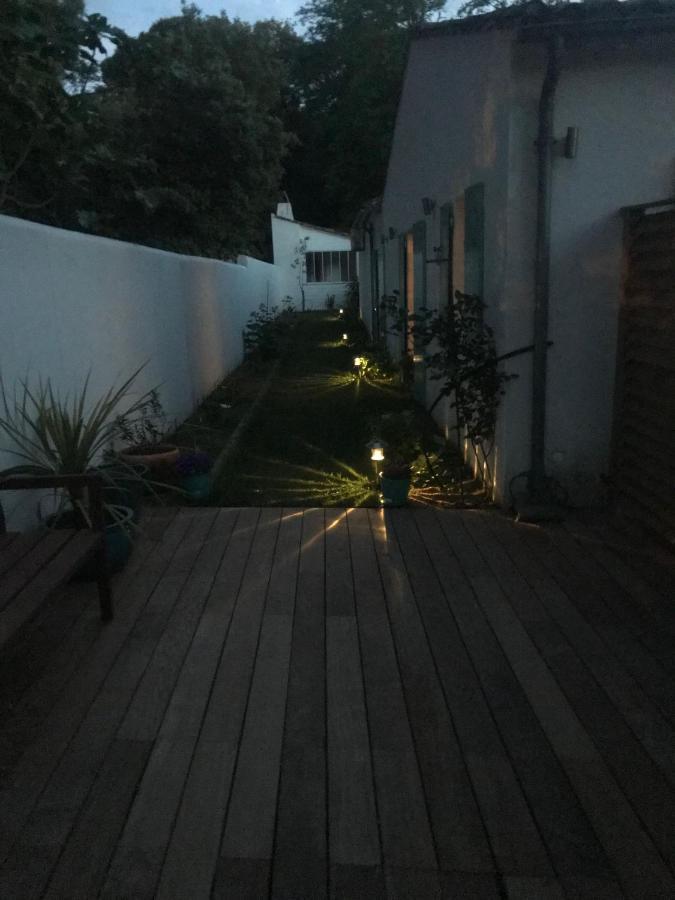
[564,126,578,159]
[554,126,579,159]
[421,197,436,216]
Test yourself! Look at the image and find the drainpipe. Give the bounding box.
[366,222,375,328]
[529,34,563,500]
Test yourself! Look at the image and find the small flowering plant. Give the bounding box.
[175,450,213,477]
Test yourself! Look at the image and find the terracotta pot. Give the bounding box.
[118,444,179,470]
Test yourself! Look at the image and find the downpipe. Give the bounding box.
[528,34,563,502]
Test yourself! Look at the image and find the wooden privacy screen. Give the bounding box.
[612,200,675,546]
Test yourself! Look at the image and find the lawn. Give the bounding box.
[170,310,481,507]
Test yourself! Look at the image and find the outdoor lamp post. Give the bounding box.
[367,439,385,485]
[339,307,344,315]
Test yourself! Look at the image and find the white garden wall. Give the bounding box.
[0,214,282,526]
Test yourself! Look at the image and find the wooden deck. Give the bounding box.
[0,506,674,899]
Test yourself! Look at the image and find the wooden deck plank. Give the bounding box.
[0,508,188,865]
[391,509,550,877]
[503,876,566,899]
[549,523,675,672]
[0,530,45,578]
[0,510,176,778]
[0,531,99,648]
[43,738,153,900]
[487,514,675,791]
[271,508,328,899]
[372,508,492,874]
[345,508,436,872]
[2,511,217,899]
[103,509,278,899]
[385,866,443,898]
[563,518,675,640]
[0,508,195,892]
[116,508,230,742]
[326,508,354,616]
[412,508,611,881]
[326,615,380,868]
[438,513,675,899]
[220,612,292,860]
[0,530,72,606]
[330,863,386,899]
[479,511,675,875]
[439,871,501,899]
[519,523,675,725]
[0,506,673,899]
[153,507,261,899]
[266,508,302,616]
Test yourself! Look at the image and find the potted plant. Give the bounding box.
[116,389,179,470]
[46,500,135,575]
[175,450,213,501]
[379,458,413,506]
[373,410,421,507]
[0,368,156,572]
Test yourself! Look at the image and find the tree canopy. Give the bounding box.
[285,0,447,229]
[2,0,453,256]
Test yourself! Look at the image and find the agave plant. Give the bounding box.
[0,367,157,526]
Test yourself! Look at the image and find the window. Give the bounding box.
[305,250,356,283]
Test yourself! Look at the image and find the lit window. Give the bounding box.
[305,251,355,283]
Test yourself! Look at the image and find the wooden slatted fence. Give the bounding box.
[612,200,675,546]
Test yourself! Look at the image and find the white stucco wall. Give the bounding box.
[271,214,353,310]
[377,28,515,491]
[501,32,675,505]
[363,24,675,506]
[0,215,281,526]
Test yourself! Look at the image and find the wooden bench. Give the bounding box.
[0,474,112,650]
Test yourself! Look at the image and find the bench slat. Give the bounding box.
[0,531,101,648]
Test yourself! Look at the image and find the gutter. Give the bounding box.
[528,33,563,503]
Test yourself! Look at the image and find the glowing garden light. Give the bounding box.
[353,356,363,368]
[342,333,348,341]
[339,308,344,315]
[367,440,386,484]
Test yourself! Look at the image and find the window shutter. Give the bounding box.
[439,203,454,308]
[412,220,427,314]
[464,183,484,300]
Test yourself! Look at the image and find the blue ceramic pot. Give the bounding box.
[182,473,212,501]
[380,476,411,507]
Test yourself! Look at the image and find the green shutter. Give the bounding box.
[412,220,427,314]
[412,220,427,404]
[439,203,454,309]
[398,235,407,357]
[464,183,484,300]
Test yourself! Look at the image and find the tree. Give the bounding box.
[0,0,118,219]
[79,7,295,258]
[457,0,565,20]
[281,0,447,229]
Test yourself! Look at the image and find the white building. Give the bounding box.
[271,198,356,311]
[355,0,675,518]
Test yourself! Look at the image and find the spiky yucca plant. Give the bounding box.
[0,367,157,525]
